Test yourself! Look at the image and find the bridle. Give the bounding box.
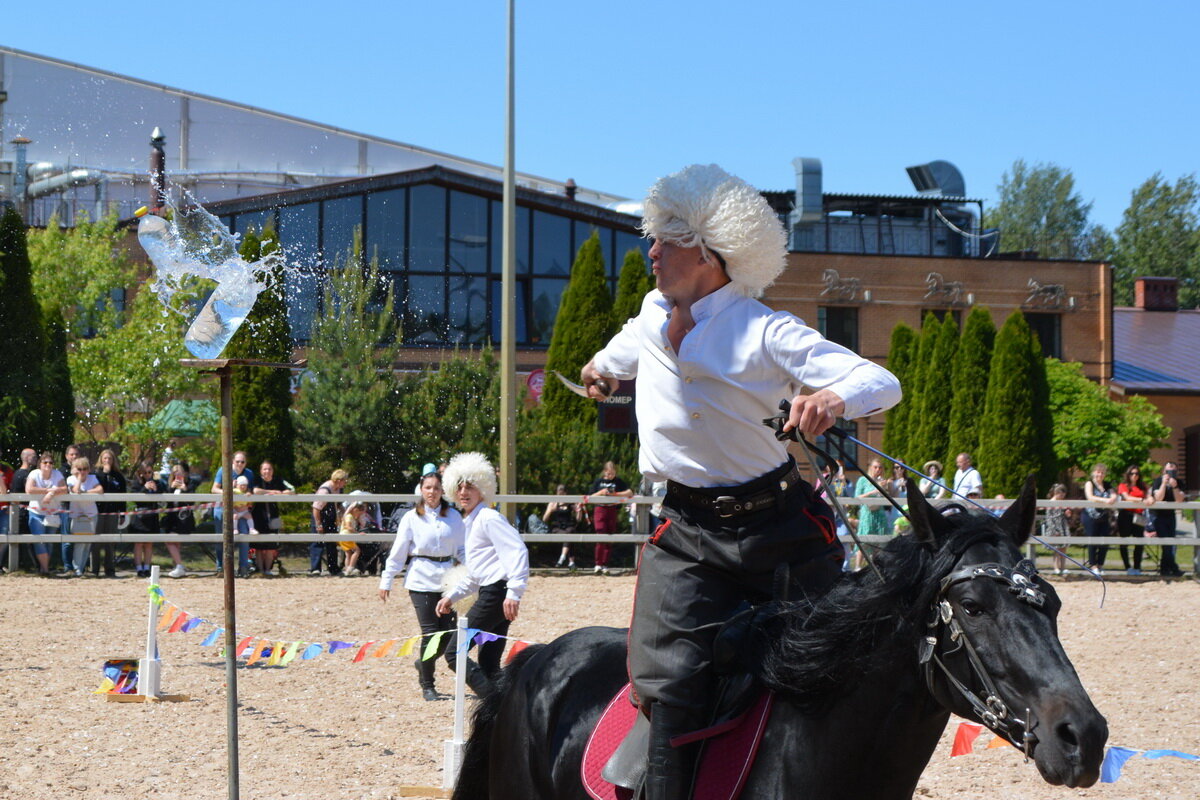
[918,535,1047,762]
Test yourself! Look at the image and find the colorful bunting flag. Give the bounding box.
[201,628,223,647]
[267,641,285,667]
[156,606,179,631]
[423,631,449,661]
[328,641,354,654]
[352,642,376,663]
[473,631,500,645]
[146,583,164,606]
[373,639,397,658]
[986,734,1008,749]
[236,637,254,657]
[181,618,204,633]
[168,612,189,634]
[398,636,420,657]
[950,721,984,757]
[301,644,323,660]
[1102,746,1139,783]
[504,640,529,665]
[247,640,271,665]
[280,642,302,666]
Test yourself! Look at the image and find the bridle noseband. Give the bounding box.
[919,550,1047,761]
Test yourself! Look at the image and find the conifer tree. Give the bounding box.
[0,206,47,457]
[946,306,995,467]
[881,323,918,462]
[541,230,613,425]
[902,312,941,466]
[976,311,1046,497]
[612,248,650,328]
[913,315,959,468]
[42,308,75,451]
[225,226,296,478]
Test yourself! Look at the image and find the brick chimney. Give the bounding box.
[1134,277,1178,311]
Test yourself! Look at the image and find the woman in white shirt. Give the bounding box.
[379,471,465,701]
[65,457,104,576]
[26,452,66,575]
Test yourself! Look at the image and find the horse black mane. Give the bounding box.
[749,507,1010,713]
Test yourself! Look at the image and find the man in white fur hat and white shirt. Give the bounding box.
[436,452,530,696]
[583,164,901,800]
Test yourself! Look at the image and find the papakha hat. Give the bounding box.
[640,164,787,298]
[442,452,498,504]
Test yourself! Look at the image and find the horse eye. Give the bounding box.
[959,598,985,618]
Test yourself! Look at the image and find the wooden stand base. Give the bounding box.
[105,693,190,703]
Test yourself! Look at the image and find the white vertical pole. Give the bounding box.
[443,614,469,790]
[142,565,162,698]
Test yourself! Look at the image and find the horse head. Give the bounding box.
[906,476,1108,788]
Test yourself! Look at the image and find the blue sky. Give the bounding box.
[5,0,1197,231]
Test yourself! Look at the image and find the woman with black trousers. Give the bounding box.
[378,471,465,701]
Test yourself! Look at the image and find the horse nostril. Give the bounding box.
[1056,720,1080,750]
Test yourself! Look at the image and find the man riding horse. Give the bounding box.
[581,164,902,800]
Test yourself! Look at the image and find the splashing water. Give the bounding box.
[137,186,277,359]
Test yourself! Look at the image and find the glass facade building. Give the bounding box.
[207,166,647,349]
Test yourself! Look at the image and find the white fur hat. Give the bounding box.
[641,164,787,298]
[442,452,497,504]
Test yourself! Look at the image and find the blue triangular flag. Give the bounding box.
[182,618,204,633]
[328,641,355,653]
[1101,746,1139,783]
[201,628,224,647]
[301,643,323,660]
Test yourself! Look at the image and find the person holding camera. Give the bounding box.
[1150,461,1185,577]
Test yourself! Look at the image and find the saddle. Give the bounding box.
[582,684,774,800]
[582,604,778,800]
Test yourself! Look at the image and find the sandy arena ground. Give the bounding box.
[0,570,1196,799]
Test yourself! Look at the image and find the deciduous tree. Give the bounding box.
[988,159,1109,260]
[1112,172,1200,308]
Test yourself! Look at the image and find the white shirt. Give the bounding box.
[592,285,902,487]
[66,474,101,518]
[379,504,466,593]
[447,505,530,603]
[953,467,983,497]
[28,470,65,515]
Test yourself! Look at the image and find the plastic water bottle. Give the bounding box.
[135,206,260,360]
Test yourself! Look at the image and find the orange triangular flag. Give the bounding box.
[246,640,271,666]
[352,641,376,663]
[987,735,1008,749]
[951,721,984,757]
[373,639,397,658]
[156,606,179,631]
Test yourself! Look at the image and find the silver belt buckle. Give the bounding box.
[715,495,738,517]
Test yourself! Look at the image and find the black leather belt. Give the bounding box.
[667,462,803,518]
[411,554,453,563]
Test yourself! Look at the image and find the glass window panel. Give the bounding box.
[409,185,447,271]
[817,306,859,352]
[615,231,648,279]
[491,278,528,345]
[532,210,571,276]
[449,191,489,275]
[529,278,568,345]
[233,209,275,237]
[365,188,406,272]
[574,220,598,259]
[1024,312,1062,359]
[322,195,362,269]
[490,201,530,274]
[448,275,490,344]
[405,274,446,343]
[278,203,320,342]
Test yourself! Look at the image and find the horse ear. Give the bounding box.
[998,474,1038,547]
[906,476,951,547]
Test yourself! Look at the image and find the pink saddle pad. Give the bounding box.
[581,683,774,800]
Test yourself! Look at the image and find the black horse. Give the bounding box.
[453,477,1107,799]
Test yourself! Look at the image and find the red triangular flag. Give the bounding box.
[951,721,984,757]
[352,641,376,663]
[504,639,529,665]
[235,636,254,657]
[168,612,189,633]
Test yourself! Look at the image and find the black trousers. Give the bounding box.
[409,590,456,687]
[1116,510,1144,570]
[445,581,512,679]
[1154,513,1179,574]
[629,469,842,710]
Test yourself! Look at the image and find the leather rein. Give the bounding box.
[919,547,1047,761]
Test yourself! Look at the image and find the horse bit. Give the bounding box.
[919,557,1046,762]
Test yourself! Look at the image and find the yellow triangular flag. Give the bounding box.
[398,635,420,657]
